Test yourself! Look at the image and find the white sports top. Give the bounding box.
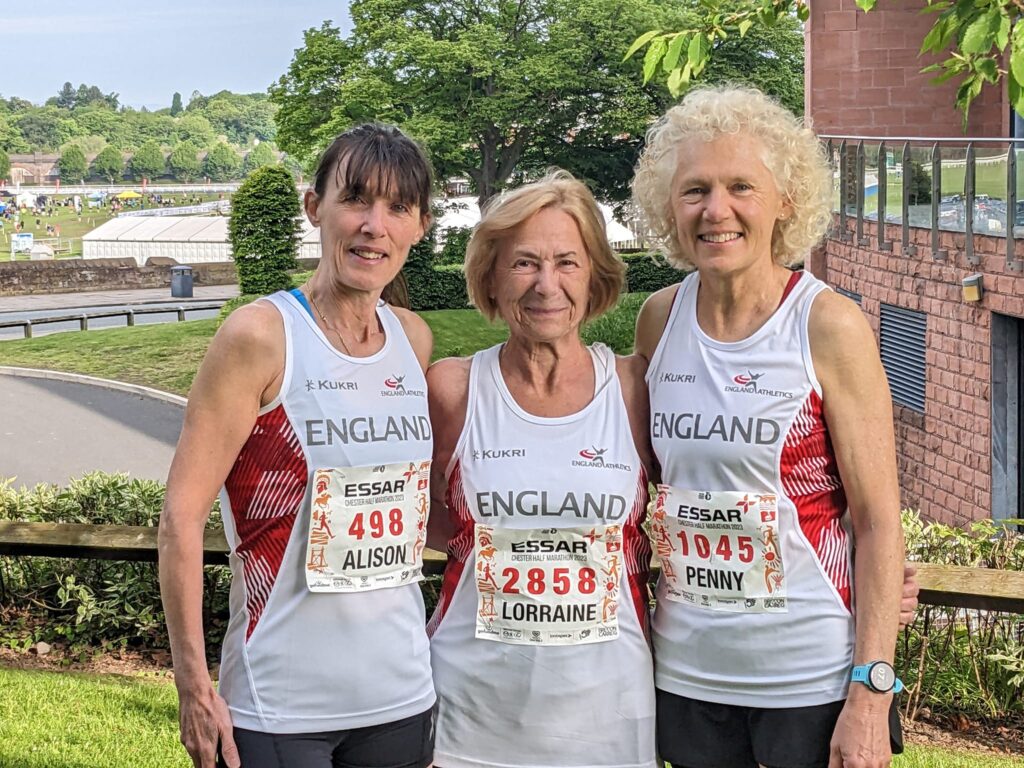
[428,343,656,768]
[646,271,855,708]
[217,290,435,733]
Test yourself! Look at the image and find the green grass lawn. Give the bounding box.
[0,667,188,768]
[0,667,1018,768]
[0,309,510,396]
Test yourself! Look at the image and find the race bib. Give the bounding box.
[650,487,787,612]
[474,525,622,646]
[304,460,430,592]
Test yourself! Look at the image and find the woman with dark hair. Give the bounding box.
[159,124,437,768]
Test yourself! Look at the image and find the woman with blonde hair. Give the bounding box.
[427,170,659,768]
[633,85,905,768]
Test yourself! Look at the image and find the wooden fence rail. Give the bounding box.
[1,521,1021,613]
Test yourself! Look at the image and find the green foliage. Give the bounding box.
[170,91,183,116]
[437,226,473,265]
[168,140,201,181]
[629,0,1022,125]
[622,252,685,293]
[404,235,469,311]
[229,165,301,294]
[130,140,167,180]
[899,510,1024,722]
[270,0,672,207]
[907,160,933,205]
[581,292,647,354]
[0,147,9,180]
[203,142,241,182]
[0,473,229,654]
[90,145,124,183]
[58,144,88,182]
[243,141,278,175]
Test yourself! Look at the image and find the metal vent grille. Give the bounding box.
[837,287,862,305]
[879,304,926,413]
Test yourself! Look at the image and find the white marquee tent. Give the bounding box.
[81,198,641,266]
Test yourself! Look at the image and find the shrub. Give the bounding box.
[898,510,1024,722]
[622,252,685,293]
[404,235,469,311]
[229,165,301,295]
[581,293,646,354]
[0,473,229,655]
[437,226,473,265]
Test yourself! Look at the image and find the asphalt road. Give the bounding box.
[0,374,183,489]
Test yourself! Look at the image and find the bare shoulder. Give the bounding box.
[635,282,681,360]
[391,306,433,369]
[208,300,284,363]
[427,356,472,406]
[808,289,876,365]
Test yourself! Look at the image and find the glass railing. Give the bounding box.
[820,135,1024,272]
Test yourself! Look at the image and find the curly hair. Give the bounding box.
[464,170,625,322]
[631,85,832,269]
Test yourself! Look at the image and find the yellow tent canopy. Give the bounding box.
[114,191,142,200]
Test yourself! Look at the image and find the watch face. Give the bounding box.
[868,662,895,692]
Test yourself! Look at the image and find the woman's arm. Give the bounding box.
[809,290,904,768]
[615,353,659,484]
[633,283,679,363]
[393,307,434,373]
[425,357,471,553]
[158,302,284,768]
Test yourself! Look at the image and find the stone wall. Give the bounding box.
[0,259,238,296]
[817,219,1024,525]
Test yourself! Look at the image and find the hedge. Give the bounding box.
[622,252,684,294]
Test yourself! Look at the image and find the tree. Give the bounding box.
[54,82,77,109]
[0,148,9,182]
[229,165,301,294]
[91,145,124,183]
[270,1,675,209]
[171,92,183,116]
[59,145,88,182]
[628,0,1023,125]
[204,141,241,181]
[243,142,278,175]
[174,113,216,148]
[131,140,167,180]
[169,141,201,181]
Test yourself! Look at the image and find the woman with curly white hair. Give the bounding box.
[633,85,906,768]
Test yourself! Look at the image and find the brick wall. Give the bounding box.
[820,219,1024,525]
[0,259,238,297]
[806,0,1008,137]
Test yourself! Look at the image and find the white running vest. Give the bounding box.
[218,291,435,733]
[428,343,656,768]
[647,271,855,708]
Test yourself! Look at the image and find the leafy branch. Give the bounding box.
[626,0,1024,127]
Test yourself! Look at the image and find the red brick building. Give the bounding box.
[806,0,1023,525]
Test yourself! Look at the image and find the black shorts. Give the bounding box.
[656,689,903,768]
[218,707,434,768]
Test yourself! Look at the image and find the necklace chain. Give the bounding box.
[305,288,352,355]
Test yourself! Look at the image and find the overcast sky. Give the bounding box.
[7,1,353,109]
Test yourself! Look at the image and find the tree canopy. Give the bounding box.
[204,142,241,182]
[270,0,678,207]
[0,87,277,160]
[130,140,167,180]
[168,141,201,182]
[58,145,88,183]
[91,145,124,183]
[0,148,9,182]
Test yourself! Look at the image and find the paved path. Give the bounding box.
[0,284,239,312]
[0,373,183,489]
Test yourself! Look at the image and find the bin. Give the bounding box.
[170,265,194,298]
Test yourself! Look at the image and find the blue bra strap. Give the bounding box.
[289,288,315,320]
